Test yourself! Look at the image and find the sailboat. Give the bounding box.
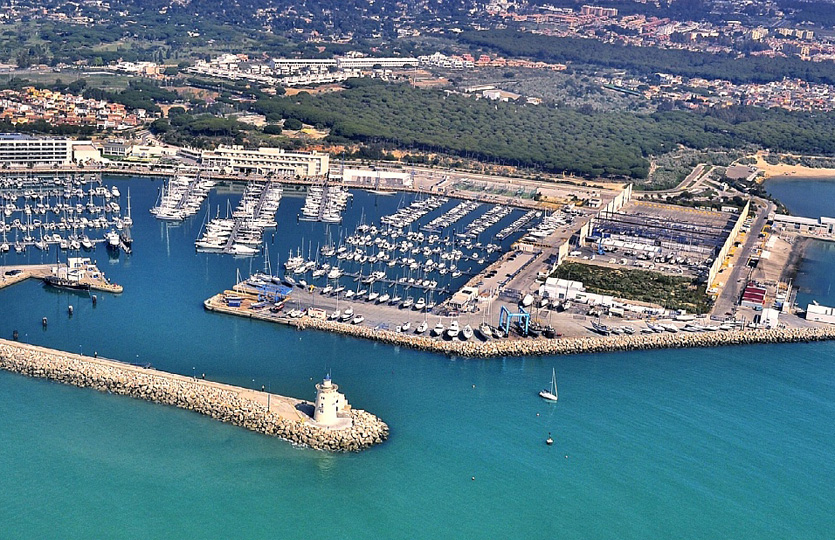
[539,368,558,402]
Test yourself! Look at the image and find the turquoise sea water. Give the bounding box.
[766,176,835,307]
[1,177,834,539]
[765,176,835,219]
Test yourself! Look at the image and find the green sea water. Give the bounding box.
[0,177,833,539]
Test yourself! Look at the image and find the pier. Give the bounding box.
[203,294,835,357]
[0,261,123,293]
[0,339,389,452]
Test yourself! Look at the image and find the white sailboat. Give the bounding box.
[539,368,558,402]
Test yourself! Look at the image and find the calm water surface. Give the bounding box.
[0,176,833,539]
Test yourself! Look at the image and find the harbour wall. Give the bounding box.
[291,315,835,358]
[205,295,835,356]
[0,339,388,452]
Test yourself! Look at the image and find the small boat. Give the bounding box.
[539,368,558,402]
[461,324,473,340]
[400,321,411,332]
[546,433,554,446]
[432,321,445,336]
[476,323,493,340]
[413,297,426,311]
[330,310,341,320]
[592,321,611,336]
[351,315,365,325]
[446,320,460,339]
[521,294,534,308]
[105,230,120,251]
[341,306,354,321]
[43,275,91,292]
[415,321,428,334]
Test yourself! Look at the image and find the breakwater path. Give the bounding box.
[292,317,835,357]
[209,292,835,357]
[0,339,388,452]
[205,294,835,357]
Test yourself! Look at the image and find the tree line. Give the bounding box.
[251,81,835,179]
[458,30,835,86]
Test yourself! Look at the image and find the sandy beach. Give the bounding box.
[750,153,835,181]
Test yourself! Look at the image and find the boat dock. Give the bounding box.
[150,174,214,222]
[0,339,388,452]
[0,261,123,293]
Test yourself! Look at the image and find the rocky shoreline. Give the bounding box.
[292,316,835,357]
[0,339,388,452]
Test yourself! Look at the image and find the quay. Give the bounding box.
[204,290,835,357]
[0,261,123,293]
[0,339,389,452]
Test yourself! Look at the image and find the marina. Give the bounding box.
[1,172,133,255]
[1,173,834,539]
[298,181,351,223]
[150,174,215,222]
[195,181,283,255]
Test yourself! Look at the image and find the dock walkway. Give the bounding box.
[0,263,123,293]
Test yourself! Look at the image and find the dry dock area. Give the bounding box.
[204,281,835,357]
[0,339,388,452]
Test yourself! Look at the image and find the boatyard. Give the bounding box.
[3,164,830,360]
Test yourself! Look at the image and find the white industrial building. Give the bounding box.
[771,213,835,235]
[539,277,585,301]
[336,168,412,188]
[200,145,329,177]
[806,303,835,324]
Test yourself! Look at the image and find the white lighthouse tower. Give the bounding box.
[313,373,348,426]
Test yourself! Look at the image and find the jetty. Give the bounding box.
[0,339,388,452]
[0,261,123,293]
[204,290,835,357]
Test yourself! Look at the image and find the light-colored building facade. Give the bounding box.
[0,134,73,166]
[200,145,329,177]
[771,213,835,236]
[806,303,835,324]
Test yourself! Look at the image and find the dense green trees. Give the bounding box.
[252,82,835,179]
[459,30,835,86]
[83,80,178,113]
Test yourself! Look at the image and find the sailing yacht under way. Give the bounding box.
[539,368,558,402]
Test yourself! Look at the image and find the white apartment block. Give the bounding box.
[0,134,73,166]
[200,145,329,177]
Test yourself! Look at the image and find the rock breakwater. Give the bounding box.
[0,340,388,452]
[293,317,835,357]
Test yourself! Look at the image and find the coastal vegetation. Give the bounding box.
[251,81,835,181]
[551,262,712,313]
[458,30,835,86]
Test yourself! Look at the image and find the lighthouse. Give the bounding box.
[314,374,348,426]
